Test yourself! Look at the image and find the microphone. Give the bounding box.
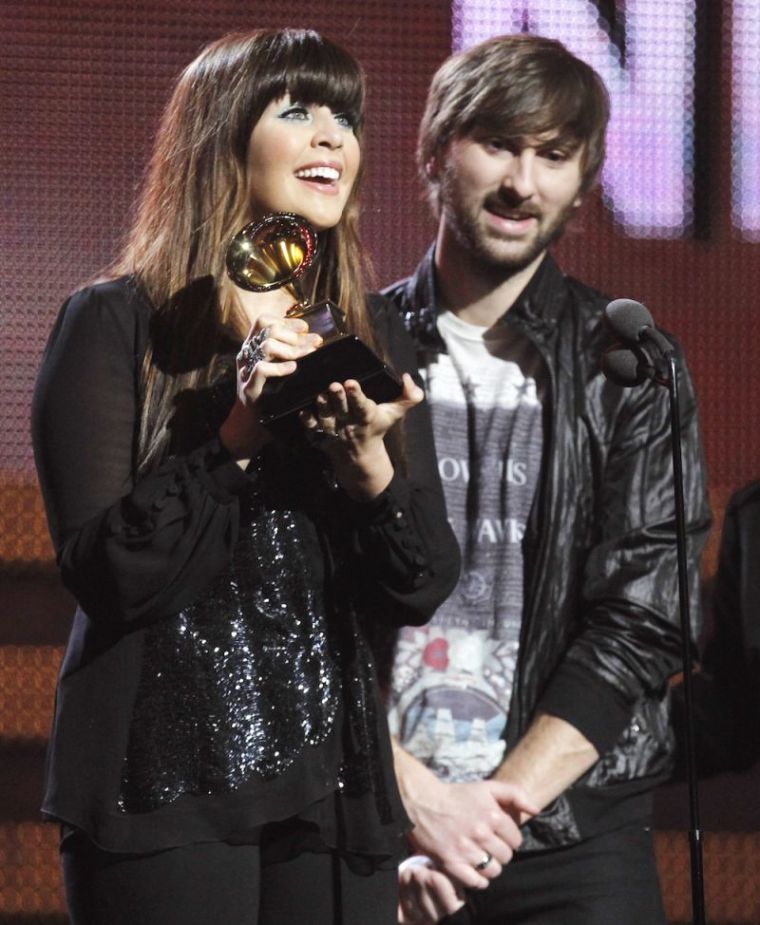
[604,298,673,357]
[601,344,654,387]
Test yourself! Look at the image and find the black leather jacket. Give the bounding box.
[383,249,711,849]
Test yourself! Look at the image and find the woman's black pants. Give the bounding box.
[62,831,397,925]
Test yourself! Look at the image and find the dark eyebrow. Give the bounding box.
[537,135,582,153]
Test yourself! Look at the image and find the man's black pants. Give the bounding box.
[443,822,667,925]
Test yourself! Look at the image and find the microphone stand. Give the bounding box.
[603,298,706,923]
[654,347,706,925]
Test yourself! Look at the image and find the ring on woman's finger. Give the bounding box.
[474,852,493,871]
[236,327,269,378]
[313,426,339,440]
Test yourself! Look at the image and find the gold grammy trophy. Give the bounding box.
[226,212,401,425]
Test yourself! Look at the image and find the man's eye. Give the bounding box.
[544,149,569,163]
[485,137,512,152]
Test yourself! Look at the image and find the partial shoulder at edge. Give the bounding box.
[727,479,760,516]
[66,275,151,321]
[49,277,152,359]
[380,274,413,308]
[65,276,150,315]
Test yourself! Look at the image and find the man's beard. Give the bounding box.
[440,178,578,276]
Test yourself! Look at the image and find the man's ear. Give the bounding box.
[425,154,442,182]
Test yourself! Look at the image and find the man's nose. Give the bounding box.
[502,150,536,199]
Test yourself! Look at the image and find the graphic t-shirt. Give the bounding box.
[389,310,544,781]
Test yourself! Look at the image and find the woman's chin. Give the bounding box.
[243,198,344,232]
[291,192,346,230]
[297,205,343,232]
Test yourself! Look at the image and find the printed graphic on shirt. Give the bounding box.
[389,312,544,781]
[389,625,518,780]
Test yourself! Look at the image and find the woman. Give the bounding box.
[32,29,459,925]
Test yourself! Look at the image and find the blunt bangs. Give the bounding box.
[253,30,365,132]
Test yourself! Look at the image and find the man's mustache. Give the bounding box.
[483,193,541,220]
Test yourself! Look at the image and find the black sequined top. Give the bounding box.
[32,278,460,859]
[119,448,341,813]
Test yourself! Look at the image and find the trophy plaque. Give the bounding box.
[226,212,402,425]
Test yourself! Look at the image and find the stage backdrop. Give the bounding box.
[2,0,760,569]
[2,3,760,923]
[2,0,759,570]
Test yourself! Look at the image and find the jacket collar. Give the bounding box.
[394,244,568,350]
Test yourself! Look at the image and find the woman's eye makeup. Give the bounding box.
[278,103,310,121]
[276,101,357,130]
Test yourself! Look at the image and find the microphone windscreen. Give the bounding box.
[604,298,654,343]
[601,345,649,387]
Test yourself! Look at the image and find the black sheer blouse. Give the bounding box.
[32,279,459,860]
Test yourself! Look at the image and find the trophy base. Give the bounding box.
[259,334,403,425]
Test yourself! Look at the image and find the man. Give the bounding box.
[383,34,711,924]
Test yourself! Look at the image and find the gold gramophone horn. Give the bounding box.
[225,214,401,426]
[225,212,319,308]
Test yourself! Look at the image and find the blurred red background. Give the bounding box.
[1,2,758,922]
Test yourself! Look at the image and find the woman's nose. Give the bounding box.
[311,109,343,149]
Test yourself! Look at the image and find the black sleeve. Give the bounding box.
[32,283,252,629]
[537,345,711,755]
[340,294,460,627]
[680,484,760,773]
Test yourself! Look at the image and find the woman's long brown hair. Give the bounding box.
[107,29,379,472]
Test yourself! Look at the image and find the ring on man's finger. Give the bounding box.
[236,327,269,378]
[474,851,493,871]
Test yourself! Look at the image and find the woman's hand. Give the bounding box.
[398,864,465,924]
[300,372,424,500]
[219,315,321,466]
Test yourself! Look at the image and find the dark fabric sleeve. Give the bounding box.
[339,295,460,627]
[706,484,760,705]
[32,283,252,629]
[537,346,712,755]
[673,483,760,774]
